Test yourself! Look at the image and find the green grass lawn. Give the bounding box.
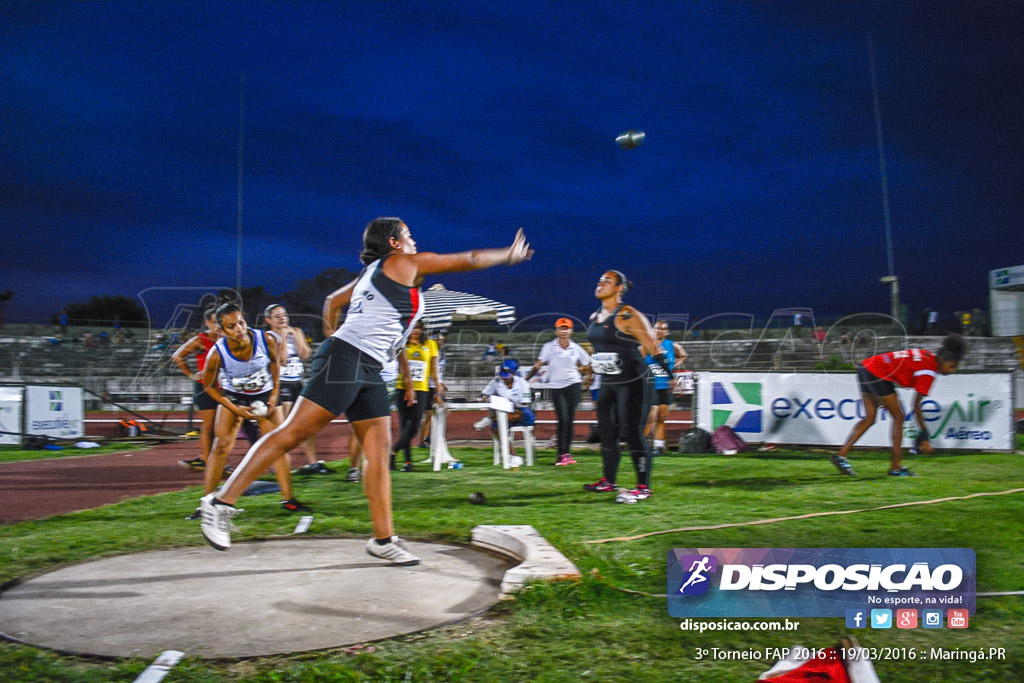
[0,441,147,464]
[1,445,1023,682]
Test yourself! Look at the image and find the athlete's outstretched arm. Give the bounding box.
[322,278,359,336]
[388,229,533,286]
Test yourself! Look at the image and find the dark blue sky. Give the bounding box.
[3,1,1022,327]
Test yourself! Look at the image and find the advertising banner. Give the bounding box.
[24,386,84,441]
[667,547,976,619]
[0,386,24,445]
[696,372,1013,450]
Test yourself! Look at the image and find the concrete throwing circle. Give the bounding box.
[0,538,511,659]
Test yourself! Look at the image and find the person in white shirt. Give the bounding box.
[482,363,535,447]
[525,318,590,466]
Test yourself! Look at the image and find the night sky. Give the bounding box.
[3,1,1022,328]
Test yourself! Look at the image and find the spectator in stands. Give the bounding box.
[926,309,939,333]
[59,310,68,336]
[526,318,591,466]
[792,312,804,338]
[83,332,96,349]
[482,340,498,358]
[832,334,966,477]
[812,325,827,343]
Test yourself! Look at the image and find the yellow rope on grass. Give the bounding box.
[584,488,1024,544]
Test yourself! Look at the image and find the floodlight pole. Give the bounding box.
[869,34,899,322]
[235,74,246,296]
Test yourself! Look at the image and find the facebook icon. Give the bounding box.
[845,609,867,629]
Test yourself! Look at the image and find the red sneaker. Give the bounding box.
[583,477,615,492]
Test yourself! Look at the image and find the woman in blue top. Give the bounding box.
[644,321,684,455]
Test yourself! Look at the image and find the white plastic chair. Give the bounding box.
[489,395,534,468]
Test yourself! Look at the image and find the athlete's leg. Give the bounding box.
[596,383,622,483]
[838,392,879,458]
[205,406,241,495]
[198,408,215,463]
[215,397,334,505]
[878,393,906,471]
[351,416,395,539]
[257,409,295,501]
[621,377,652,487]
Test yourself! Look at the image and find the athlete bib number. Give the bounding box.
[281,356,304,381]
[591,352,622,375]
[407,360,428,383]
[231,368,270,393]
[649,363,669,378]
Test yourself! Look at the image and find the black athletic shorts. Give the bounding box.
[301,337,389,421]
[222,389,273,408]
[279,380,303,404]
[653,388,672,406]
[193,381,218,411]
[857,365,896,398]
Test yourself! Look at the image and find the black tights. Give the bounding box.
[393,390,427,465]
[596,376,651,487]
[551,383,581,454]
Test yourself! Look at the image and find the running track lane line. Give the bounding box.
[583,487,1024,544]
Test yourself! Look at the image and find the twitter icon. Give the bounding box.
[870,609,892,629]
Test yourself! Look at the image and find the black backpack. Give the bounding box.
[678,428,711,454]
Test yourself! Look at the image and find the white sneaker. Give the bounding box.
[200,493,243,550]
[346,467,361,483]
[473,416,492,431]
[365,536,420,566]
[614,486,652,505]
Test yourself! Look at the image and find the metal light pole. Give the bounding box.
[236,74,246,297]
[869,34,899,323]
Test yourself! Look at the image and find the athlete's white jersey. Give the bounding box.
[334,257,423,364]
[279,334,305,382]
[213,329,273,395]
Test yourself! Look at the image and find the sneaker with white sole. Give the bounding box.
[200,493,243,551]
[615,485,652,504]
[365,536,420,566]
[554,453,577,466]
[346,466,361,483]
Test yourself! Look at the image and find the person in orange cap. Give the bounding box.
[526,317,592,465]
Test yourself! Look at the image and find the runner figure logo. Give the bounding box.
[677,554,718,595]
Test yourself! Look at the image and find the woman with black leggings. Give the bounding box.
[526,317,591,466]
[583,270,673,504]
[392,321,438,471]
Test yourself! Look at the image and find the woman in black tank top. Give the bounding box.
[584,270,673,504]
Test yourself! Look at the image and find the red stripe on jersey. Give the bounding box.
[408,287,421,328]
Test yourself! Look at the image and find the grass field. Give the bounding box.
[0,441,146,464]
[1,442,1022,682]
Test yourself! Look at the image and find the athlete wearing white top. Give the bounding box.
[335,257,423,364]
[212,329,273,396]
[201,217,533,567]
[199,303,300,509]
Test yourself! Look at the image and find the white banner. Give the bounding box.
[0,386,24,445]
[696,372,1014,451]
[24,386,84,441]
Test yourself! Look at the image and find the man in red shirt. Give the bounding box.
[833,334,965,477]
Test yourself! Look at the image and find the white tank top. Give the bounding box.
[335,257,424,364]
[279,334,305,382]
[214,329,273,395]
